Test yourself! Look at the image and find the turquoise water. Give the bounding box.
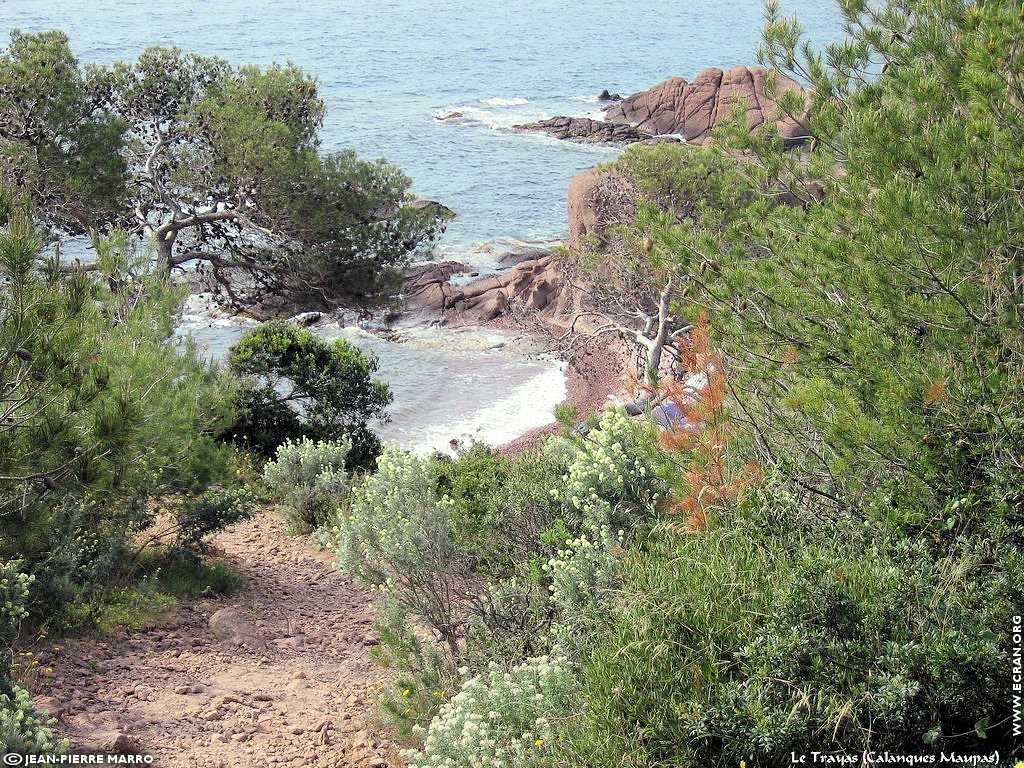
[2,0,843,254]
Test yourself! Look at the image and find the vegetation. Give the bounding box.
[262,437,354,533]
[226,322,392,468]
[329,1,1024,765]
[0,186,235,621]
[0,30,447,311]
[3,0,1022,762]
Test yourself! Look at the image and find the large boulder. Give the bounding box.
[605,65,809,146]
[404,253,576,325]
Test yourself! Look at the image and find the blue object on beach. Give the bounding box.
[652,402,690,428]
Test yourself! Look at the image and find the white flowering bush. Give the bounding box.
[560,411,664,531]
[0,563,31,650]
[0,562,66,755]
[0,685,67,754]
[404,655,579,768]
[542,525,625,621]
[335,449,468,653]
[263,437,353,532]
[337,448,456,582]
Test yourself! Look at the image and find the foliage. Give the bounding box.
[0,29,126,235]
[336,449,466,654]
[262,437,353,533]
[430,444,567,578]
[403,656,579,768]
[226,322,391,469]
[0,562,65,755]
[137,550,245,600]
[558,410,664,533]
[0,563,32,695]
[0,681,66,755]
[0,31,447,310]
[174,486,258,551]
[0,188,234,618]
[550,0,1024,762]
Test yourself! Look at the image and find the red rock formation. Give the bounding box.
[605,65,809,146]
[404,254,575,325]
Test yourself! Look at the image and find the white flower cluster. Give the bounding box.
[403,655,578,768]
[335,448,455,585]
[263,437,353,530]
[263,436,351,485]
[0,684,67,754]
[0,562,32,635]
[542,525,625,617]
[559,411,663,531]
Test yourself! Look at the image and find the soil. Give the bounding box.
[35,511,400,768]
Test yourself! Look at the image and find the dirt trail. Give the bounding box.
[36,510,400,768]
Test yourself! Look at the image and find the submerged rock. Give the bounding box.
[512,116,657,144]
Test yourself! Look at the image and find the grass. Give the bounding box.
[50,549,246,637]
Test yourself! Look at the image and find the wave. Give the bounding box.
[480,96,529,106]
[434,94,614,132]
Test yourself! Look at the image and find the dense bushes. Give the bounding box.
[404,656,579,768]
[344,2,1024,764]
[0,562,65,754]
[0,191,235,621]
[226,322,391,470]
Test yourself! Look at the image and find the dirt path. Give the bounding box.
[35,510,400,768]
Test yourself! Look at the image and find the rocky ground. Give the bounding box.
[34,512,400,768]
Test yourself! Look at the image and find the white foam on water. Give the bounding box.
[481,96,529,106]
[406,357,567,454]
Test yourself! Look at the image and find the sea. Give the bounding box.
[1,0,844,450]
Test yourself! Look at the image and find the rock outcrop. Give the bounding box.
[405,253,574,325]
[567,169,602,250]
[512,116,659,144]
[515,65,810,147]
[604,65,808,146]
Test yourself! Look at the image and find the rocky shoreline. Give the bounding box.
[514,64,810,147]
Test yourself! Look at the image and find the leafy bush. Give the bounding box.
[403,656,579,768]
[0,563,32,692]
[0,202,234,619]
[175,487,258,551]
[336,449,465,652]
[0,685,66,755]
[262,438,353,533]
[430,443,567,577]
[226,322,391,470]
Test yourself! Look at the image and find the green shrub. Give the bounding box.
[559,411,665,533]
[403,655,579,768]
[175,486,258,550]
[0,685,67,755]
[430,443,567,577]
[0,562,66,755]
[336,449,465,652]
[0,563,32,693]
[0,209,234,620]
[262,438,353,533]
[226,322,391,470]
